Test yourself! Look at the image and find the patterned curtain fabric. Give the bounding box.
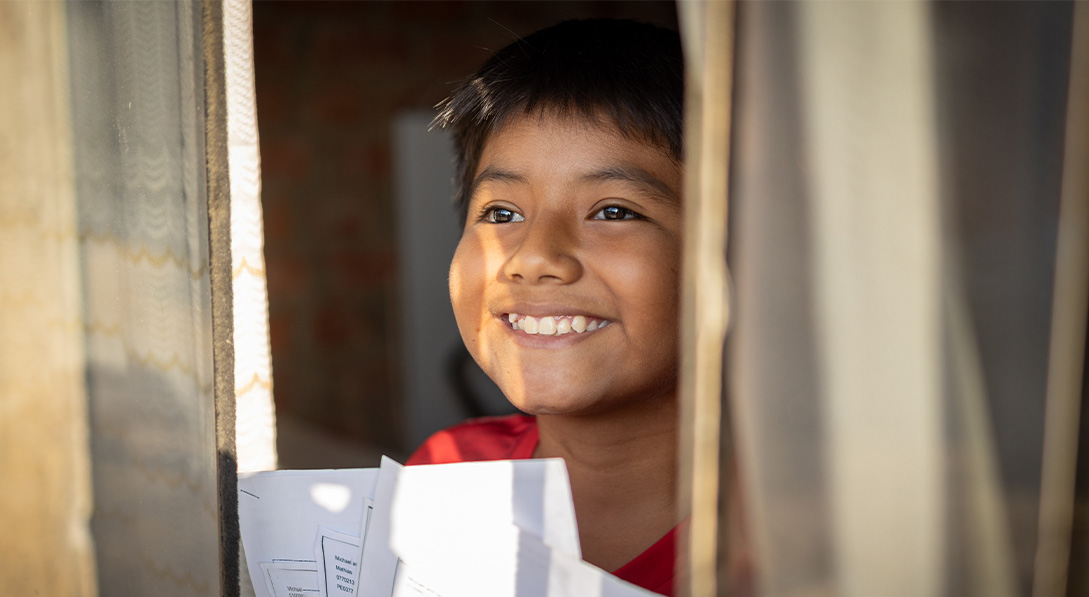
[225,0,277,477]
[66,2,219,595]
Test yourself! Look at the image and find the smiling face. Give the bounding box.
[448,113,683,416]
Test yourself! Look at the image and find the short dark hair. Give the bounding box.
[433,18,684,226]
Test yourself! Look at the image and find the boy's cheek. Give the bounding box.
[448,238,482,307]
[448,239,496,357]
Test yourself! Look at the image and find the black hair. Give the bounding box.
[433,18,684,226]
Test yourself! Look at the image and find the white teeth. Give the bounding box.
[506,313,609,336]
[571,315,587,333]
[523,315,539,334]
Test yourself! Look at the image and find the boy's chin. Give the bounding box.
[505,392,606,418]
[497,375,678,419]
[503,389,638,419]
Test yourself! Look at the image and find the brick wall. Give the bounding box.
[253,1,678,456]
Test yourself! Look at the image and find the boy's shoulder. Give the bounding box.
[406,414,538,465]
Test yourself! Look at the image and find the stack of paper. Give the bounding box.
[239,457,659,597]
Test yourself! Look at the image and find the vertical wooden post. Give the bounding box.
[202,1,240,595]
[677,2,737,595]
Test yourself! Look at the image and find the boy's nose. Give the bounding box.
[500,216,582,285]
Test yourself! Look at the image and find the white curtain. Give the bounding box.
[66,2,221,594]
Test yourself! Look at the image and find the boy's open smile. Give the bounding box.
[497,307,613,349]
[504,313,611,336]
[449,112,683,416]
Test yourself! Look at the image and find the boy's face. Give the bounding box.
[449,113,683,416]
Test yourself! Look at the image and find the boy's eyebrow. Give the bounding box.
[470,165,680,204]
[578,166,680,204]
[470,167,528,196]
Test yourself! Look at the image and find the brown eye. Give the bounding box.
[593,205,641,221]
[484,207,524,224]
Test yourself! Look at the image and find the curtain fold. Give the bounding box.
[728,2,1075,595]
[67,2,220,594]
[0,2,96,594]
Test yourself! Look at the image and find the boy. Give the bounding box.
[407,19,685,596]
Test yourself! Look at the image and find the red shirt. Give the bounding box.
[407,415,676,596]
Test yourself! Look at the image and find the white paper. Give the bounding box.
[358,457,405,597]
[240,469,381,597]
[241,458,651,597]
[359,456,582,597]
[390,458,581,560]
[315,527,363,597]
[260,561,321,597]
[389,522,659,597]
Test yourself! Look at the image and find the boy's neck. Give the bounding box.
[533,394,683,572]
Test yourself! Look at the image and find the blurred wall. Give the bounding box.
[252,1,679,457]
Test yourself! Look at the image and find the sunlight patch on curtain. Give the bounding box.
[225,0,277,475]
